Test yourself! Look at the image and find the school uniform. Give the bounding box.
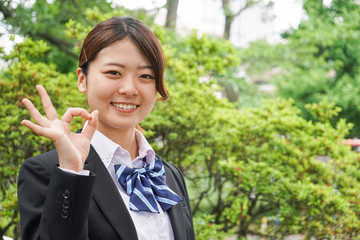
[17,130,195,240]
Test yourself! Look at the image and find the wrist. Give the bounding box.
[59,167,90,176]
[59,162,84,173]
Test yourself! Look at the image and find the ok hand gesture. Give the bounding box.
[21,85,98,172]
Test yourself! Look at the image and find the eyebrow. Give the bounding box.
[104,62,153,70]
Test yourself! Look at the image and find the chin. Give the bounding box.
[99,119,139,132]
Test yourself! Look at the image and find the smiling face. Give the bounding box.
[77,38,157,135]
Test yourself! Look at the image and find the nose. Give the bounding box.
[117,77,139,96]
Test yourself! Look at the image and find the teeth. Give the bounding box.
[112,103,137,110]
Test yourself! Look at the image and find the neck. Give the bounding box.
[97,125,139,160]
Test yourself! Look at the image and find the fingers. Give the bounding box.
[82,110,98,140]
[36,85,59,120]
[22,98,49,126]
[21,119,52,138]
[22,86,98,142]
[61,108,92,124]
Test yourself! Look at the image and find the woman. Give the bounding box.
[18,17,195,240]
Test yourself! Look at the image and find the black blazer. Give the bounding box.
[17,146,195,240]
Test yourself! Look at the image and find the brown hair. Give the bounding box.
[79,17,168,100]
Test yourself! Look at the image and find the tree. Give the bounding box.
[165,0,180,31]
[220,0,273,40]
[0,0,113,72]
[218,0,275,105]
[238,0,360,137]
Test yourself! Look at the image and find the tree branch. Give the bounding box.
[37,33,77,59]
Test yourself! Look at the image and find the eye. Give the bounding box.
[106,71,121,76]
[140,74,155,80]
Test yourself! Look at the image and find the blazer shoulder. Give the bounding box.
[161,158,188,195]
[162,159,183,179]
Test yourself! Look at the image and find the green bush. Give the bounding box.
[0,38,85,238]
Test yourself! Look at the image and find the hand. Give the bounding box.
[21,85,98,172]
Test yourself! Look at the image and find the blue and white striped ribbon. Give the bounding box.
[114,157,182,213]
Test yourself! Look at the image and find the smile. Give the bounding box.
[111,102,138,110]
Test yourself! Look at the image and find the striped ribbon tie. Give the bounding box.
[114,157,182,213]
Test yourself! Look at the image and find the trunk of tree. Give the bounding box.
[222,84,239,102]
[224,16,233,40]
[165,0,180,31]
[222,0,231,39]
[221,0,263,40]
[223,7,234,40]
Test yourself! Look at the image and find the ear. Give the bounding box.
[77,67,87,93]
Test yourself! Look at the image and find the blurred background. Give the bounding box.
[1,0,360,239]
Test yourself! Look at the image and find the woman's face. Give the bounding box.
[77,38,157,133]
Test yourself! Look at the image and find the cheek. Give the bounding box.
[86,79,109,107]
[140,85,157,110]
[148,86,158,104]
[88,77,113,96]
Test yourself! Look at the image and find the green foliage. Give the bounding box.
[160,29,240,83]
[0,38,85,238]
[194,214,230,240]
[305,98,342,123]
[217,99,360,238]
[1,0,113,72]
[239,0,360,137]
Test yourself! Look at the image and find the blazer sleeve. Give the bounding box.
[17,151,96,240]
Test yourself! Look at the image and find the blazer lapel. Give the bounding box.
[84,146,138,240]
[164,166,186,240]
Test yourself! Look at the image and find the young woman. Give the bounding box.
[18,17,195,240]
